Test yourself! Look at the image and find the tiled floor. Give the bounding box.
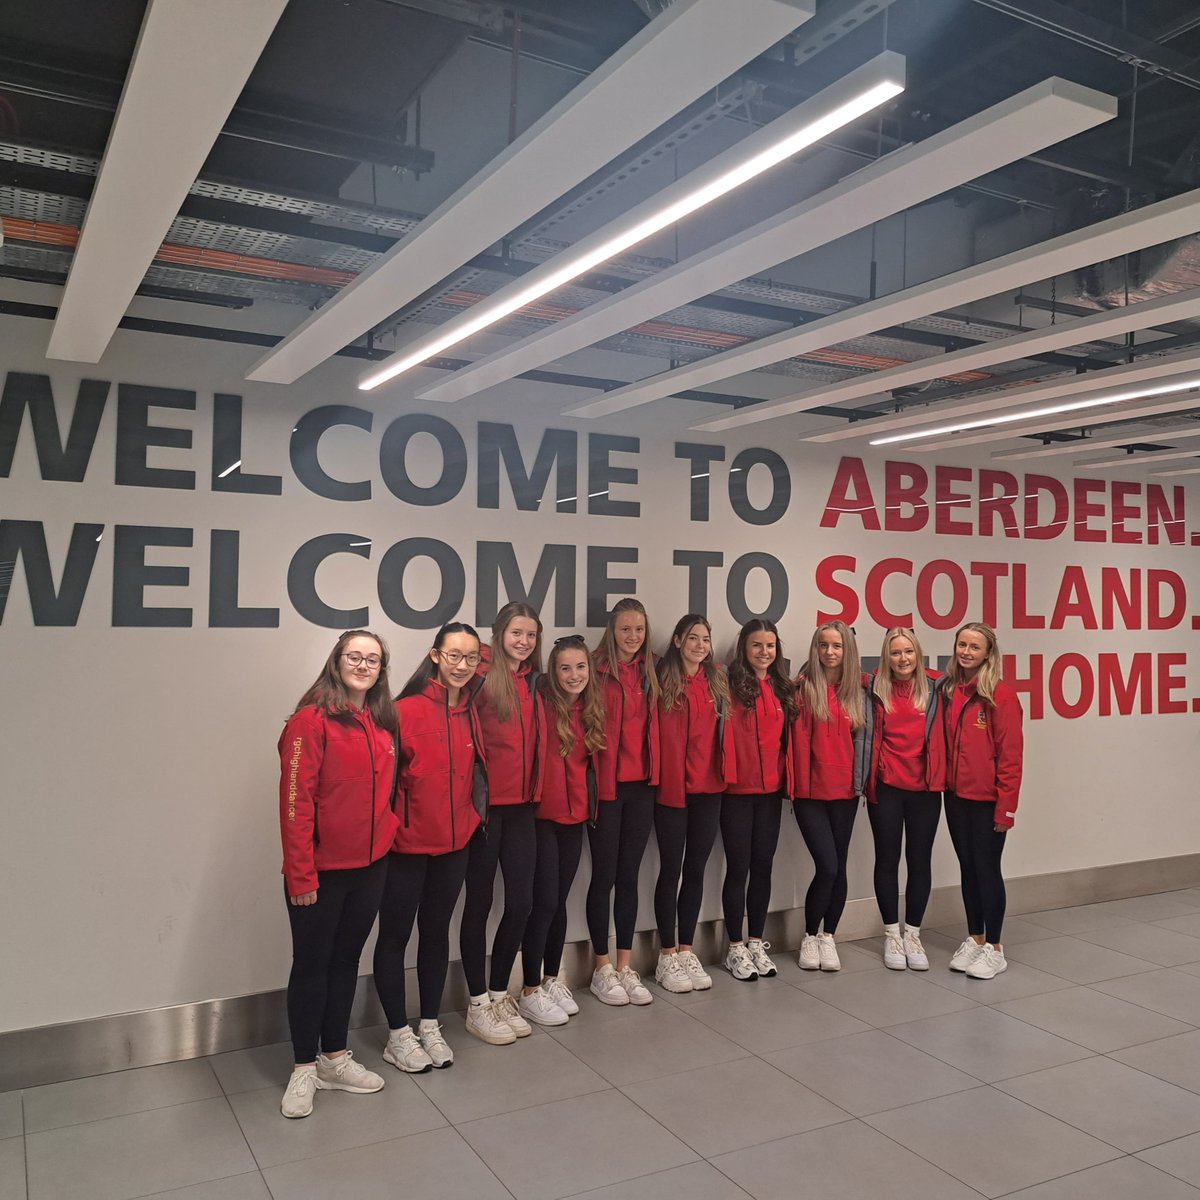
[10,891,1200,1199]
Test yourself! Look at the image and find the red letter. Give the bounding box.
[1050,566,1098,630]
[1049,652,1094,719]
[1073,478,1107,543]
[1098,653,1152,715]
[1100,567,1141,631]
[819,458,880,530]
[1147,485,1185,546]
[1111,481,1141,545]
[1157,653,1188,714]
[883,460,928,532]
[1011,562,1047,629]
[1003,653,1045,720]
[979,469,1020,538]
[1148,569,1186,629]
[865,557,914,626]
[934,465,974,535]
[970,561,1009,628]
[815,555,859,624]
[1024,474,1069,540]
[916,559,969,630]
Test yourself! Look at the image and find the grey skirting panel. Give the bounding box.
[4,852,1198,1092]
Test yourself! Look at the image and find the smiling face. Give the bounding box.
[955,629,989,676]
[888,634,917,682]
[817,627,844,677]
[431,631,481,695]
[501,616,539,665]
[554,647,590,699]
[613,612,646,662]
[744,630,776,679]
[339,635,382,706]
[675,622,711,673]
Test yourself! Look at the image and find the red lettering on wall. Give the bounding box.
[1157,653,1189,714]
[820,458,880,530]
[978,470,1020,538]
[935,466,974,535]
[1073,478,1107,543]
[1111,480,1141,545]
[1049,652,1095,718]
[1024,475,1070,540]
[815,555,859,624]
[916,559,969,630]
[1148,570,1187,629]
[1098,653,1152,716]
[883,461,927,532]
[1147,484,1186,545]
[1003,653,1045,721]
[865,558,914,627]
[1050,566,1098,630]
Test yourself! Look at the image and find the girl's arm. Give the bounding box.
[279,708,324,900]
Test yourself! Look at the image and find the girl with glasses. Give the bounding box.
[277,630,398,1118]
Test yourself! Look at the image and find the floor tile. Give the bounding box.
[653,963,753,1007]
[0,1138,25,1200]
[458,1089,696,1200]
[792,963,978,1027]
[25,1096,256,1200]
[1178,962,1200,980]
[1140,1132,1200,1188]
[620,1056,847,1156]
[1093,895,1200,923]
[710,1116,981,1199]
[261,1125,511,1200]
[412,1024,609,1123]
[886,1005,1094,1082]
[1093,968,1200,1023]
[136,1175,273,1200]
[1111,1030,1200,1094]
[1021,904,1138,935]
[864,1087,1120,1197]
[994,985,1194,1052]
[545,1002,748,1086]
[23,1059,222,1133]
[1004,935,1158,983]
[996,1056,1200,1152]
[683,984,870,1053]
[563,1161,751,1200]
[1074,922,1200,967]
[0,1092,21,1139]
[207,1041,294,1096]
[229,1072,445,1169]
[922,957,1076,1004]
[1000,1155,1200,1199]
[764,1029,978,1116]
[1156,915,1200,940]
[796,940,885,975]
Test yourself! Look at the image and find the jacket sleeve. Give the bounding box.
[992,686,1024,829]
[279,708,323,897]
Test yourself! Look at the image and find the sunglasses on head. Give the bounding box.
[553,634,586,647]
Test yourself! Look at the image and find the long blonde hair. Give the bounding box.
[541,637,606,756]
[593,597,661,705]
[874,627,931,713]
[483,601,543,721]
[942,622,1003,703]
[797,621,864,729]
[656,614,730,715]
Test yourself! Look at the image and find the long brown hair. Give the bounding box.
[874,627,931,713]
[797,621,865,729]
[398,622,481,699]
[728,618,798,721]
[942,622,1003,703]
[541,637,607,756]
[483,601,543,721]
[656,614,729,715]
[294,629,397,732]
[592,597,661,705]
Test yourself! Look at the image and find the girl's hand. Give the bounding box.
[290,890,318,906]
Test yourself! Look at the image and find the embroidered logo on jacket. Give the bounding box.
[974,711,987,730]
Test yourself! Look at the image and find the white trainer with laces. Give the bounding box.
[949,938,986,973]
[416,1020,454,1068]
[725,943,758,981]
[618,965,653,1004]
[903,928,929,970]
[518,988,569,1026]
[491,992,532,1037]
[383,1027,433,1074]
[655,952,693,993]
[590,964,630,1006]
[677,950,712,990]
[315,1051,384,1093]
[883,931,907,971]
[816,932,841,972]
[747,940,777,977]
[542,977,578,1015]
[966,944,1007,979]
[798,934,820,970]
[280,1066,319,1119]
[466,1000,517,1044]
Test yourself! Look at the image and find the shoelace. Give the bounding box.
[288,1069,316,1095]
[905,933,925,953]
[421,1024,449,1052]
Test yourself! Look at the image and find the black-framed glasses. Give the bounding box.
[342,651,382,668]
[554,634,586,647]
[435,649,481,667]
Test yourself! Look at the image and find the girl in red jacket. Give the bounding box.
[722,618,797,982]
[373,622,484,1073]
[518,635,607,1026]
[653,614,733,994]
[791,620,868,973]
[460,601,542,1047]
[277,630,398,1119]
[941,622,1024,981]
[868,627,945,971]
[587,597,661,1006]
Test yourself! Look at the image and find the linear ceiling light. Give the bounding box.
[244,0,816,386]
[45,0,288,363]
[421,76,1115,407]
[991,422,1200,461]
[361,55,905,392]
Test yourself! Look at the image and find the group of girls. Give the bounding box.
[275,602,1022,1119]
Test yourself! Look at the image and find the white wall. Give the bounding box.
[3,312,1198,1032]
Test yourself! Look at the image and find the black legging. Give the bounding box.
[586,780,656,954]
[868,783,941,927]
[944,791,1007,944]
[654,792,722,947]
[721,793,782,942]
[522,819,585,987]
[459,805,536,995]
[286,856,388,1063]
[793,798,858,936]
[373,848,469,1025]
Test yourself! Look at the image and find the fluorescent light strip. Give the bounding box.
[422,76,1115,408]
[46,0,288,363]
[992,422,1200,461]
[246,0,816,386]
[361,57,905,392]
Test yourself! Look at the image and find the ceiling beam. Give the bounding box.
[1076,443,1200,469]
[244,0,816,385]
[44,0,288,364]
[991,421,1200,460]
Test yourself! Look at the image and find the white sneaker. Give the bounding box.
[465,1000,517,1044]
[280,1065,319,1118]
[817,932,841,972]
[590,964,630,1006]
[747,940,777,978]
[903,929,929,970]
[315,1051,384,1093]
[949,938,986,973]
[518,988,569,1026]
[725,943,758,981]
[416,1020,454,1068]
[798,934,820,970]
[542,978,579,1015]
[383,1027,433,1074]
[966,944,1008,979]
[491,992,532,1037]
[677,951,712,991]
[655,952,693,993]
[883,931,907,971]
[618,965,653,1004]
